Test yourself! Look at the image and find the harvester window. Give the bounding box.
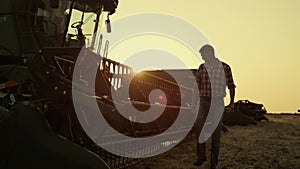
[66,8,97,47]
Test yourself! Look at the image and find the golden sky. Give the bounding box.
[104,0,300,113]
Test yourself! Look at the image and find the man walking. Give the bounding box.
[193,44,236,169]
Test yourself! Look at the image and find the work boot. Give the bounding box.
[193,158,207,166]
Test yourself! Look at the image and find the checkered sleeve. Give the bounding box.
[196,64,211,97]
[222,63,236,89]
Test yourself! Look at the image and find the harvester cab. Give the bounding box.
[0,0,118,64]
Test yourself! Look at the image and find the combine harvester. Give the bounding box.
[0,0,197,168]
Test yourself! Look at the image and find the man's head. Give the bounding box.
[199,44,215,61]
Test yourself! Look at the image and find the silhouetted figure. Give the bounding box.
[192,44,236,169]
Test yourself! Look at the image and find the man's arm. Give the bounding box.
[223,63,236,112]
[191,82,199,112]
[228,87,235,112]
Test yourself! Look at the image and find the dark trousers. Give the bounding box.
[195,97,223,167]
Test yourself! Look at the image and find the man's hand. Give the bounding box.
[227,102,235,112]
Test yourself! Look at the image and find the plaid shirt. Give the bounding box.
[196,59,235,98]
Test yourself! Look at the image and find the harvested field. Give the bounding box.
[129,115,300,169]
